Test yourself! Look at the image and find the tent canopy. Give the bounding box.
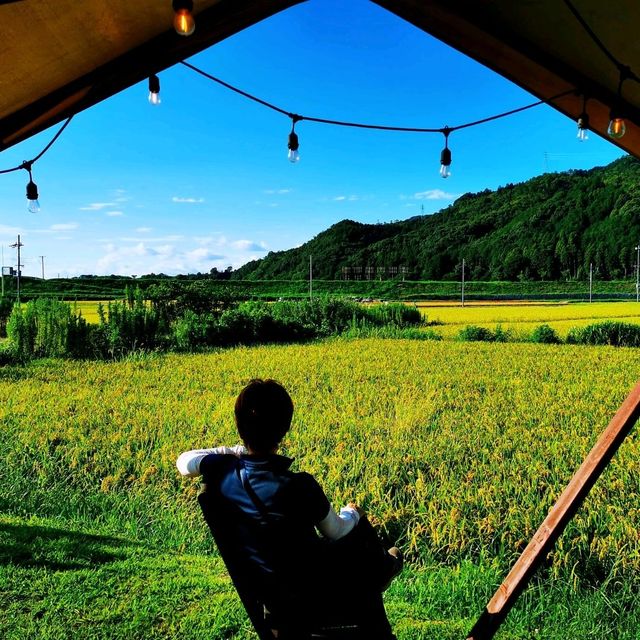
[1,0,639,156]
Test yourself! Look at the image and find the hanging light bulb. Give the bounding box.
[608,109,626,139]
[288,117,301,163]
[439,128,452,178]
[608,69,629,139]
[576,95,589,141]
[172,0,195,36]
[24,164,40,213]
[148,75,161,106]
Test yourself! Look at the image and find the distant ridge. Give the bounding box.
[233,156,640,281]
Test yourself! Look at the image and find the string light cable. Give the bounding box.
[181,60,574,174]
[0,114,74,211]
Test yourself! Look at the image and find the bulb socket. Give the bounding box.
[149,75,160,94]
[172,0,193,11]
[440,147,452,167]
[288,131,299,151]
[26,180,38,201]
[577,112,589,130]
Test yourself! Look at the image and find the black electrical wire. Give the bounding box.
[181,60,574,134]
[563,0,640,84]
[0,115,74,175]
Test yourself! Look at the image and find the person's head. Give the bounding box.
[234,379,294,454]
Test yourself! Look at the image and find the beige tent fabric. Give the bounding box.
[2,0,640,157]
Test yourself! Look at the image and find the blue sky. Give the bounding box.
[0,0,625,277]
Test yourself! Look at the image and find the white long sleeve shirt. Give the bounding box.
[176,446,359,540]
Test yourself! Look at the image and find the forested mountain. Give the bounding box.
[233,156,640,281]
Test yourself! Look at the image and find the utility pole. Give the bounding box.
[10,235,23,304]
[589,262,593,303]
[1,246,4,298]
[461,258,466,307]
[636,243,640,302]
[309,254,313,300]
[39,255,45,280]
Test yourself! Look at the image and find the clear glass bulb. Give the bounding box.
[608,117,626,139]
[288,149,300,163]
[577,126,588,141]
[28,199,40,213]
[174,9,195,36]
[440,164,451,178]
[148,91,161,106]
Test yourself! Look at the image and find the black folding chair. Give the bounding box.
[198,482,395,639]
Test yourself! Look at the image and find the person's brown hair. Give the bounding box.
[235,379,294,453]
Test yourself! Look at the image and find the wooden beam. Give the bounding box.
[466,380,640,639]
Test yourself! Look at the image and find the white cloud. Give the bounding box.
[106,211,124,217]
[119,234,184,243]
[232,240,268,252]
[50,223,78,231]
[413,189,459,200]
[333,196,346,201]
[264,188,292,195]
[54,236,73,241]
[136,227,152,233]
[172,196,204,203]
[79,202,116,211]
[186,247,226,261]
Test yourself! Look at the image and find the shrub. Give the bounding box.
[6,298,94,359]
[530,324,561,344]
[566,321,640,347]
[457,325,497,342]
[0,297,14,337]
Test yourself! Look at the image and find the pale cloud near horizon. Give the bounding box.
[172,196,205,203]
[51,223,78,231]
[412,189,460,200]
[93,234,268,275]
[106,211,124,217]
[136,227,152,233]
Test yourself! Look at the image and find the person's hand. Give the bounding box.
[348,502,366,518]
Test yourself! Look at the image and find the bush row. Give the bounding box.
[3,297,423,360]
[457,321,640,347]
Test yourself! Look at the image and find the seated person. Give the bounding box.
[177,378,402,638]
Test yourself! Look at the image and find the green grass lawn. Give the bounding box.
[2,511,639,639]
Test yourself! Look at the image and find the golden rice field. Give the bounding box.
[415,300,640,339]
[2,339,640,579]
[4,306,640,638]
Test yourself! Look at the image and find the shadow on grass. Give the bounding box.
[0,521,135,571]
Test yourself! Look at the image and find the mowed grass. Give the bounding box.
[2,339,640,638]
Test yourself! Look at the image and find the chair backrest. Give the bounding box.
[198,482,372,639]
[198,483,276,639]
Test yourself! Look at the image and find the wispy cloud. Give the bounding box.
[106,211,124,217]
[263,188,292,195]
[136,227,152,233]
[80,202,116,211]
[50,223,78,231]
[172,196,204,204]
[333,195,359,202]
[119,235,184,243]
[413,189,459,200]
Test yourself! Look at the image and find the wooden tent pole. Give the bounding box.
[466,379,640,640]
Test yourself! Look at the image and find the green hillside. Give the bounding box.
[233,156,640,281]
